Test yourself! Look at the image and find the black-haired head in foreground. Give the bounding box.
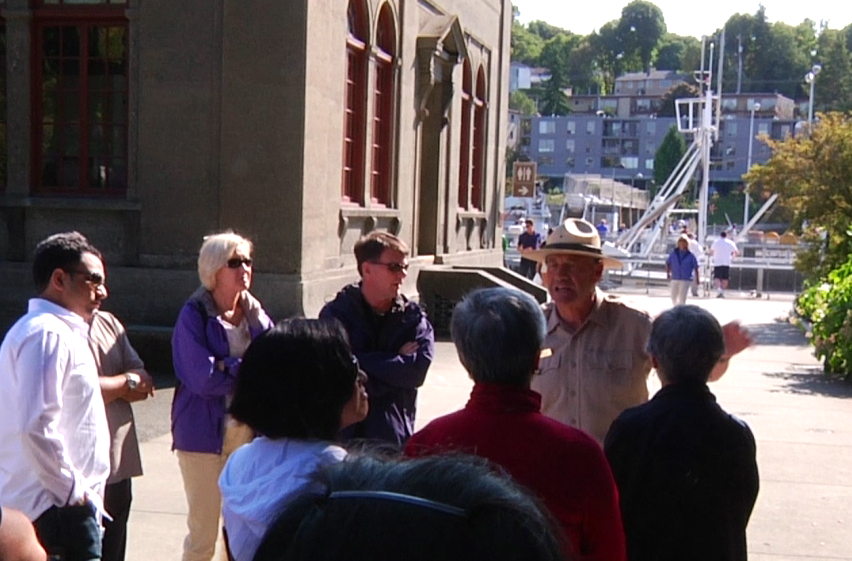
[229,318,368,440]
[252,454,568,561]
[32,231,101,293]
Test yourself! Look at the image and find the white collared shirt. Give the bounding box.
[0,298,110,520]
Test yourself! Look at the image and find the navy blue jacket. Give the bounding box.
[320,284,435,447]
[604,381,759,561]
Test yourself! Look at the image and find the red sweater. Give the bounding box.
[404,383,626,561]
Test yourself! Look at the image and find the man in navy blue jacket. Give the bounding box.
[320,231,434,447]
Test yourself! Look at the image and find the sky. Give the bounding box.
[512,0,852,39]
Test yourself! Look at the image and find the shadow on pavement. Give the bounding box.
[747,320,810,347]
[764,366,852,399]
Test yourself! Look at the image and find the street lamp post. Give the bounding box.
[744,102,761,227]
[631,172,643,227]
[805,64,822,124]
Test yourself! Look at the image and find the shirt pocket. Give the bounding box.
[534,352,565,406]
[584,349,635,388]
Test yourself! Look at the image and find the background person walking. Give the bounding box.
[666,234,700,306]
[711,231,739,298]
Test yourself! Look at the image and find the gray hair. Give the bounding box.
[450,288,546,386]
[647,305,725,384]
[197,231,253,290]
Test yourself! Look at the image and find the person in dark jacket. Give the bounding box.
[171,231,274,561]
[604,305,759,561]
[319,231,434,447]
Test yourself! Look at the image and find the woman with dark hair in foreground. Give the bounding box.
[252,454,569,561]
[219,319,369,561]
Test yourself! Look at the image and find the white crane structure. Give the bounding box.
[614,34,777,259]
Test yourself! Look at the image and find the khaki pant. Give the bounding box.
[176,422,253,561]
[670,279,691,306]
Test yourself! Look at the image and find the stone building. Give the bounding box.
[0,0,512,329]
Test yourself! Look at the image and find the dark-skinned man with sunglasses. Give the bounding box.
[320,231,435,448]
[0,232,113,560]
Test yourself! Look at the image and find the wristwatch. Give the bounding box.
[125,373,141,390]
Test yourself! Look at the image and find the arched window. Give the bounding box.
[370,4,396,206]
[457,59,472,208]
[342,0,369,204]
[470,67,487,210]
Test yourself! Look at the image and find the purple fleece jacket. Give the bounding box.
[171,287,273,453]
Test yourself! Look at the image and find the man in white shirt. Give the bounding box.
[0,232,112,561]
[710,231,739,298]
[683,230,704,297]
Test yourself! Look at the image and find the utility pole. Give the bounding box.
[736,34,743,94]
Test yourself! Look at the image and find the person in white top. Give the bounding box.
[710,231,739,298]
[219,318,369,561]
[0,231,112,561]
[681,229,705,297]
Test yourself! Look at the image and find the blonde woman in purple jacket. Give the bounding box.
[171,232,273,561]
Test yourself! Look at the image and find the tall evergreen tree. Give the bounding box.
[654,125,687,187]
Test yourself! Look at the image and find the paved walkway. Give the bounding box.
[126,290,852,561]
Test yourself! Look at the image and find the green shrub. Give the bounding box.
[796,254,852,380]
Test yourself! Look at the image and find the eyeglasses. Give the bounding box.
[370,261,409,273]
[226,257,253,269]
[68,270,105,287]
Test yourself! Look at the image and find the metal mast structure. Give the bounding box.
[616,37,719,258]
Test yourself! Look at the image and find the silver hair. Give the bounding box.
[646,305,725,383]
[450,288,546,385]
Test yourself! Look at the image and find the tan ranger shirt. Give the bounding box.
[531,288,653,445]
[89,311,145,484]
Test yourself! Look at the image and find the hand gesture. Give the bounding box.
[722,321,752,358]
[125,370,155,402]
[398,341,419,356]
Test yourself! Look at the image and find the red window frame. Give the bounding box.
[470,68,487,210]
[31,3,129,196]
[457,60,472,208]
[370,5,395,207]
[35,1,128,5]
[342,0,368,205]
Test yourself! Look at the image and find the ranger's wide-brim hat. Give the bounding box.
[526,218,623,269]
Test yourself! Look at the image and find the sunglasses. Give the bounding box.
[226,257,253,269]
[68,270,105,287]
[371,261,409,273]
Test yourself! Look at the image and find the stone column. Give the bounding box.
[3,1,31,196]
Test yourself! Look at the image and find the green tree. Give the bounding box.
[565,38,602,94]
[590,20,634,94]
[538,34,575,115]
[655,34,699,71]
[539,78,571,115]
[654,125,686,187]
[511,21,544,66]
[527,20,567,42]
[618,0,667,73]
[815,31,852,112]
[509,90,538,114]
[657,82,700,117]
[746,112,852,280]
